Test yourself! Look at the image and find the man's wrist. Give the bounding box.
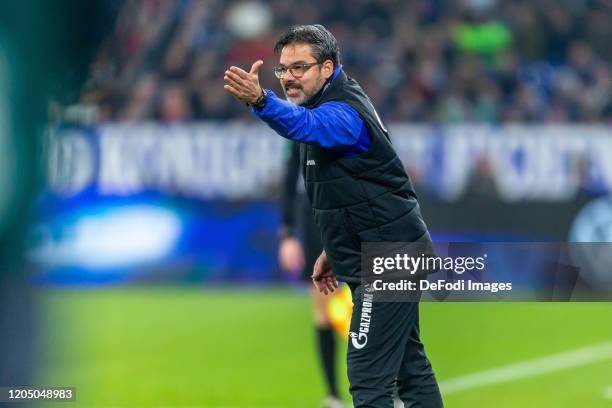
[247,88,267,109]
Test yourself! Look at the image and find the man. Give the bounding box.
[279,140,347,408]
[224,24,443,408]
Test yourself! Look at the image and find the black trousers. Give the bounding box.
[347,284,444,408]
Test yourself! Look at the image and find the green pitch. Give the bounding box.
[39,287,612,407]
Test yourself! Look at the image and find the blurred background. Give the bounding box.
[1,0,611,407]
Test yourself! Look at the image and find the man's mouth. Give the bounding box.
[285,84,302,94]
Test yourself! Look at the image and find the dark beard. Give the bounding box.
[300,79,332,107]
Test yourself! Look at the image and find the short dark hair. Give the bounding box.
[274,24,340,68]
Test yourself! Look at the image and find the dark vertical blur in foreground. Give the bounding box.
[0,1,117,401]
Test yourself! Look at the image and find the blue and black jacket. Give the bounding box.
[256,67,429,283]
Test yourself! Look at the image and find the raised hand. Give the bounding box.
[223,60,264,104]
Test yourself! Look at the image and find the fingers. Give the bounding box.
[312,256,321,277]
[326,275,338,291]
[313,279,328,295]
[319,281,334,295]
[250,60,264,75]
[311,251,338,294]
[223,84,240,98]
[224,65,262,104]
[324,278,336,294]
[223,72,251,101]
[311,259,326,294]
[224,74,244,94]
[312,271,337,295]
[229,65,250,79]
[225,70,247,87]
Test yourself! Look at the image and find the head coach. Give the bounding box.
[223,24,444,408]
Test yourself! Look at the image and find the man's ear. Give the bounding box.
[322,60,334,79]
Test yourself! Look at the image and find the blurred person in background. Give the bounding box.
[157,82,192,122]
[223,24,443,408]
[278,142,346,408]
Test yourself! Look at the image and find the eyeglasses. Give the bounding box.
[273,62,321,79]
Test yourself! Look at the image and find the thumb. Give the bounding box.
[250,60,264,75]
[312,259,321,279]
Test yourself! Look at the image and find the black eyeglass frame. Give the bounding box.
[273,61,322,79]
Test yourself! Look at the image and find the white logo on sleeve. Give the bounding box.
[349,293,373,350]
[306,159,316,166]
[350,332,368,349]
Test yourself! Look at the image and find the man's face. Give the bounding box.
[279,43,333,105]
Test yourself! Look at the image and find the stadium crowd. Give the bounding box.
[81,0,611,123]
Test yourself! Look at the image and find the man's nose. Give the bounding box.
[282,69,297,81]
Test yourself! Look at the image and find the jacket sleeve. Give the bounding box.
[253,90,365,152]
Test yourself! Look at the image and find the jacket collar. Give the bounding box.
[301,65,345,108]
